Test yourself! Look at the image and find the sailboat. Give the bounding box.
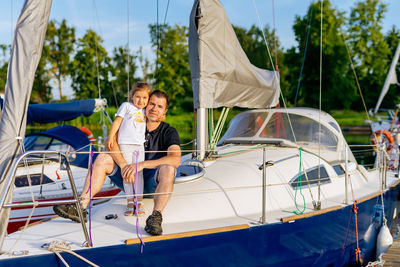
[369,43,400,135]
[0,0,399,266]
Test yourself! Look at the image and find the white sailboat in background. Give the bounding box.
[369,43,400,134]
[0,0,399,266]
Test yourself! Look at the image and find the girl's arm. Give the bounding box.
[106,116,123,151]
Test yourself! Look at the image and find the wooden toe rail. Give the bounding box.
[125,224,249,245]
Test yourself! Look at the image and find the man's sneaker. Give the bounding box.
[53,204,87,223]
[145,210,163,235]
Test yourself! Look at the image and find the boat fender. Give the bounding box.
[376,222,393,259]
[78,126,95,144]
[395,132,400,146]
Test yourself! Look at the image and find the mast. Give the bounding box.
[374,43,400,114]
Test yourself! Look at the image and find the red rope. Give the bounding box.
[349,174,361,263]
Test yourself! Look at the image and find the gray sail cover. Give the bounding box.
[0,0,52,249]
[189,0,280,109]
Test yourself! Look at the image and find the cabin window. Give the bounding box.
[333,164,345,175]
[14,174,54,187]
[219,111,269,142]
[290,165,330,189]
[262,113,338,150]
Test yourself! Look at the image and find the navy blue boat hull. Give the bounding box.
[1,185,399,267]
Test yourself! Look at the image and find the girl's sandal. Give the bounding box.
[124,201,135,216]
[136,202,145,217]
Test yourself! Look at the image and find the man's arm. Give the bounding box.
[122,145,181,180]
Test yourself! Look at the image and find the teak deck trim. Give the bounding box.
[280,205,342,223]
[125,224,250,245]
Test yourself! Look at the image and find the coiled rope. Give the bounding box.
[46,241,99,267]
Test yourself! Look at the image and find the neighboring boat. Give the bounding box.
[8,125,119,234]
[0,0,399,266]
[0,56,120,235]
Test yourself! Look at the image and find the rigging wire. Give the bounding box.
[127,0,130,102]
[294,1,314,107]
[163,0,171,24]
[10,0,13,49]
[271,0,279,71]
[317,0,323,206]
[155,0,159,89]
[92,0,102,99]
[251,0,298,146]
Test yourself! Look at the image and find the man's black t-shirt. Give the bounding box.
[144,121,180,162]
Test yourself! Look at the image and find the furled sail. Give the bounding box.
[0,0,52,248]
[189,0,280,109]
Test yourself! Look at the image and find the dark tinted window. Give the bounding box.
[333,164,345,175]
[290,166,330,189]
[14,174,54,187]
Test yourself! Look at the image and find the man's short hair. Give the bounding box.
[150,90,170,109]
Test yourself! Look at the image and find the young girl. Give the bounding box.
[107,82,151,216]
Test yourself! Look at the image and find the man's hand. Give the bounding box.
[122,162,145,183]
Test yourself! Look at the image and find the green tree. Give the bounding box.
[0,44,9,95]
[149,24,191,110]
[70,29,112,101]
[347,0,391,109]
[110,46,138,107]
[46,19,75,100]
[287,0,354,110]
[233,24,290,105]
[31,43,52,103]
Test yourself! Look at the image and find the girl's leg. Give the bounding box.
[120,144,136,216]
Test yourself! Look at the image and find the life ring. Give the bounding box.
[371,129,394,151]
[78,126,95,144]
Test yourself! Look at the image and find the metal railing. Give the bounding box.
[0,150,91,247]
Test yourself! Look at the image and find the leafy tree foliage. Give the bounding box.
[0,45,9,95]
[46,19,75,100]
[70,30,112,101]
[347,0,391,109]
[287,0,354,111]
[31,43,52,103]
[149,24,191,110]
[110,46,138,106]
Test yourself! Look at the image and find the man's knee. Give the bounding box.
[157,165,175,184]
[93,153,114,174]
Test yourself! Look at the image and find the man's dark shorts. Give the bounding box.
[108,165,175,198]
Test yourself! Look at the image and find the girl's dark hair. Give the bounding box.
[129,82,151,101]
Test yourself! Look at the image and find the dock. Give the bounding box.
[382,236,400,266]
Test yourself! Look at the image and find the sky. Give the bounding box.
[0,0,399,99]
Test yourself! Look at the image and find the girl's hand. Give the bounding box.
[106,137,114,151]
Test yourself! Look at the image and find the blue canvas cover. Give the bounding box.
[0,98,96,124]
[24,125,98,168]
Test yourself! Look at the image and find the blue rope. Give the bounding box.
[294,2,314,106]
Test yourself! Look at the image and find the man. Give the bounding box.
[53,90,181,236]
